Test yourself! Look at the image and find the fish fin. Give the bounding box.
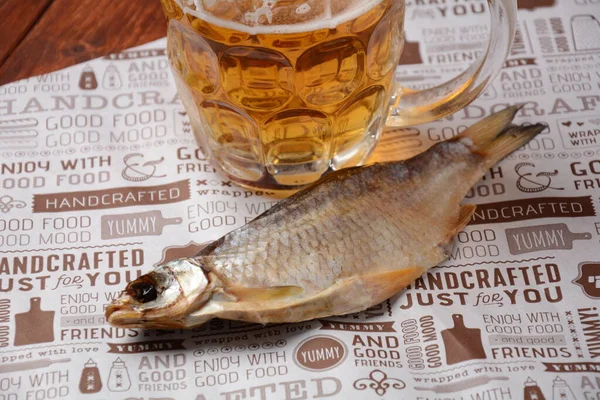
[225,286,303,302]
[360,268,426,296]
[457,105,522,149]
[451,204,477,237]
[480,123,547,167]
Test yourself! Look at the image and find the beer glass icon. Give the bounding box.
[572,15,600,51]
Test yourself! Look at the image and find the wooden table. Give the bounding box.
[0,0,166,86]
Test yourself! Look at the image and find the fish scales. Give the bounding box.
[202,143,478,292]
[106,106,547,329]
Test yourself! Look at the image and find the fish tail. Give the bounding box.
[479,123,547,167]
[457,105,522,149]
[457,105,546,166]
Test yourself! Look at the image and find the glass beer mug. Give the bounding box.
[161,0,516,191]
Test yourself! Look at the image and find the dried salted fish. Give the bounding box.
[106,106,545,329]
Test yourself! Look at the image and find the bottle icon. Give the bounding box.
[79,359,102,393]
[107,357,131,392]
[79,66,98,90]
[102,64,122,90]
[552,376,576,400]
[524,377,546,400]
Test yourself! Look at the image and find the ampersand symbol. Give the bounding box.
[515,162,564,193]
[121,153,167,182]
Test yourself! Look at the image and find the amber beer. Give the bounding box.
[162,0,404,190]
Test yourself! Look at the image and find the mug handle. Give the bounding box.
[388,0,517,127]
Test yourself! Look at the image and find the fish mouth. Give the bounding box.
[105,300,187,329]
[105,301,145,328]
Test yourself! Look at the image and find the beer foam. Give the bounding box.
[174,0,384,35]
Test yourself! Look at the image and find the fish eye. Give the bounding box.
[127,281,158,303]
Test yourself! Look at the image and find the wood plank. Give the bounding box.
[0,0,166,85]
[0,0,54,68]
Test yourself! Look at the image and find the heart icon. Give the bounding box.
[577,122,584,126]
[590,118,600,125]
[561,121,572,127]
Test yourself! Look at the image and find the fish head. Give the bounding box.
[105,258,212,329]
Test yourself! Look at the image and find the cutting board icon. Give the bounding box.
[14,297,55,346]
[441,314,486,365]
